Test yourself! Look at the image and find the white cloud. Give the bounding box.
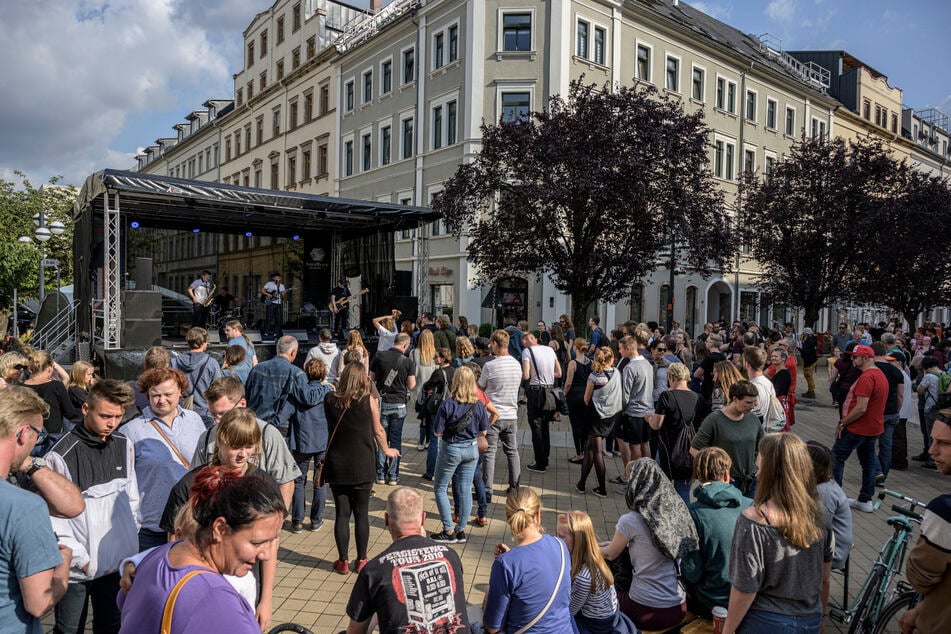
[765,0,797,21]
[0,1,236,186]
[689,2,734,21]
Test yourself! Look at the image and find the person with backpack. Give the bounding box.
[916,356,946,470]
[648,363,704,503]
[170,327,222,427]
[420,349,455,480]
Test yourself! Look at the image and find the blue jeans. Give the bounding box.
[292,451,326,526]
[832,428,878,503]
[452,451,488,519]
[53,573,121,634]
[434,439,479,532]
[876,414,900,479]
[425,421,440,477]
[737,609,821,634]
[673,478,691,505]
[376,403,407,482]
[138,528,167,552]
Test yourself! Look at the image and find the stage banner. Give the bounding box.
[303,234,334,313]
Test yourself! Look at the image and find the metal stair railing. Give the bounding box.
[29,299,79,362]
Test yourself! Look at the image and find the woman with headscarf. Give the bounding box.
[600,458,698,631]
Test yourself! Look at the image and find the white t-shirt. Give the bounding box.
[376,324,398,352]
[263,281,285,304]
[616,512,686,608]
[479,355,522,420]
[521,344,558,385]
[750,374,776,422]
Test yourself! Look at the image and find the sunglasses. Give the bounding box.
[18,424,48,445]
[13,365,26,371]
[656,347,667,352]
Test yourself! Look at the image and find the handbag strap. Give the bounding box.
[149,419,190,468]
[161,569,215,634]
[514,538,566,634]
[325,403,351,455]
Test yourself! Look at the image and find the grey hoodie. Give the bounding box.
[171,351,223,417]
[304,341,340,383]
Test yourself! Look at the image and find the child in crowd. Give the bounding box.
[807,440,853,571]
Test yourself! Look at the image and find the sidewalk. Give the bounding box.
[264,364,946,633]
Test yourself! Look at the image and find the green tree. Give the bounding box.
[0,172,76,307]
[433,80,730,331]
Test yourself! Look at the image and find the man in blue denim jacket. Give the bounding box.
[246,335,310,434]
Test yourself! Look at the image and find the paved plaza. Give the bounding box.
[260,364,946,633]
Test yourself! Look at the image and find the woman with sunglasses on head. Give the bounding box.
[0,352,29,389]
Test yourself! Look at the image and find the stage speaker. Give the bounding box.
[393,296,418,324]
[122,318,161,347]
[283,329,309,342]
[244,329,263,343]
[134,257,153,290]
[207,331,221,344]
[122,291,162,320]
[394,270,413,297]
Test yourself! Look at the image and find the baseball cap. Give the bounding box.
[886,350,907,364]
[803,327,814,335]
[851,344,875,358]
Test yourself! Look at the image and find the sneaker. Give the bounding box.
[848,498,874,513]
[290,523,303,534]
[922,461,938,471]
[574,483,586,494]
[430,530,457,543]
[308,521,323,532]
[422,473,434,481]
[912,452,930,462]
[416,443,426,451]
[386,479,399,486]
[475,517,489,527]
[801,391,817,399]
[592,487,608,498]
[454,531,467,543]
[355,559,369,573]
[526,463,547,473]
[375,478,385,485]
[603,450,614,458]
[332,559,350,575]
[875,474,886,487]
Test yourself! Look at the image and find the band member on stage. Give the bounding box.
[212,286,235,312]
[330,277,352,340]
[187,270,213,328]
[262,272,287,338]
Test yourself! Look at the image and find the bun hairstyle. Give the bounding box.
[504,487,542,539]
[189,466,285,546]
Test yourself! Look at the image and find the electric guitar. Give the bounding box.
[260,287,297,305]
[329,289,369,314]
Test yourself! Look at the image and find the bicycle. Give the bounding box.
[828,489,924,633]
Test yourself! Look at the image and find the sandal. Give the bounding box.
[609,475,628,485]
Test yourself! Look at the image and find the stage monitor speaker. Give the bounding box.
[283,329,309,343]
[134,257,153,290]
[207,331,220,344]
[122,291,162,320]
[393,296,418,324]
[122,318,161,348]
[244,329,263,343]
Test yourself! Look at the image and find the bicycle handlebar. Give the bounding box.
[874,489,925,521]
[891,504,924,522]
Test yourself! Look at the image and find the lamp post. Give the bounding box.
[18,186,66,301]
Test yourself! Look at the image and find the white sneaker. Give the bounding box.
[848,498,874,513]
[416,443,426,451]
[603,450,614,458]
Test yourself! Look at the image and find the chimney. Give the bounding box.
[371,0,382,12]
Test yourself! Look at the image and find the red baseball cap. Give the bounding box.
[851,344,875,358]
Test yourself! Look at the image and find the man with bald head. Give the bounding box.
[345,487,469,633]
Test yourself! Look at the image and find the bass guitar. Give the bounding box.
[329,288,369,314]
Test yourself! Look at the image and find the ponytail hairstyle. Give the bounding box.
[189,466,285,551]
[591,346,614,373]
[504,487,542,539]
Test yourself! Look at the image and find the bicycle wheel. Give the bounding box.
[872,591,920,634]
[848,567,884,634]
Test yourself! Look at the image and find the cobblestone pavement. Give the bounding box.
[51,364,946,633]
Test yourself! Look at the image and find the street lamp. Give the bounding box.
[19,187,66,301]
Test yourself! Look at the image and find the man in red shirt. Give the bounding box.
[831,344,888,513]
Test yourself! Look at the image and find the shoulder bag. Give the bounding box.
[314,404,349,488]
[764,392,787,432]
[148,420,190,468]
[443,404,476,438]
[425,369,448,416]
[527,348,564,414]
[658,392,697,479]
[512,538,566,634]
[161,569,215,634]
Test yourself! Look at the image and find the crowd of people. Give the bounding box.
[1,312,949,634]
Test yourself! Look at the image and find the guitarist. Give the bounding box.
[262,272,287,338]
[330,277,352,340]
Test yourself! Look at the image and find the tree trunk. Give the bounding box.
[571,292,594,340]
[804,306,820,330]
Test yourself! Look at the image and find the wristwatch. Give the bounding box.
[26,457,47,477]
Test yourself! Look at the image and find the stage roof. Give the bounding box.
[72,169,438,236]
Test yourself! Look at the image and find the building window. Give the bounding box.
[433,105,443,150]
[318,144,328,176]
[270,161,279,189]
[306,36,316,59]
[636,44,650,81]
[692,67,704,101]
[259,71,267,91]
[449,25,458,62]
[276,59,284,81]
[875,104,883,127]
[247,81,253,100]
[785,106,795,135]
[236,87,243,107]
[382,60,392,94]
[244,125,251,151]
[811,118,826,139]
[402,48,415,83]
[744,149,755,174]
[434,32,444,69]
[247,41,254,68]
[714,140,723,178]
[766,99,777,129]
[594,26,605,65]
[381,126,391,166]
[303,92,313,122]
[273,107,281,136]
[665,56,679,92]
[765,155,775,180]
[287,154,296,186]
[725,142,735,180]
[402,117,414,159]
[292,47,300,70]
[344,140,353,176]
[727,81,736,113]
[260,30,267,57]
[716,78,724,109]
[362,133,372,171]
[502,13,531,51]
[234,131,241,155]
[891,113,898,134]
[276,16,285,43]
[288,100,298,130]
[576,20,588,58]
[745,90,756,121]
[292,2,301,31]
[345,80,354,111]
[254,167,262,188]
[319,85,329,115]
[501,91,530,122]
[256,117,263,145]
[363,70,373,103]
[863,99,871,120]
[447,100,457,145]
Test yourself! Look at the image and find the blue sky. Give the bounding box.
[1,0,947,188]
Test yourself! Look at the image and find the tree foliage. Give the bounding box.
[433,79,730,329]
[739,135,906,326]
[0,172,76,307]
